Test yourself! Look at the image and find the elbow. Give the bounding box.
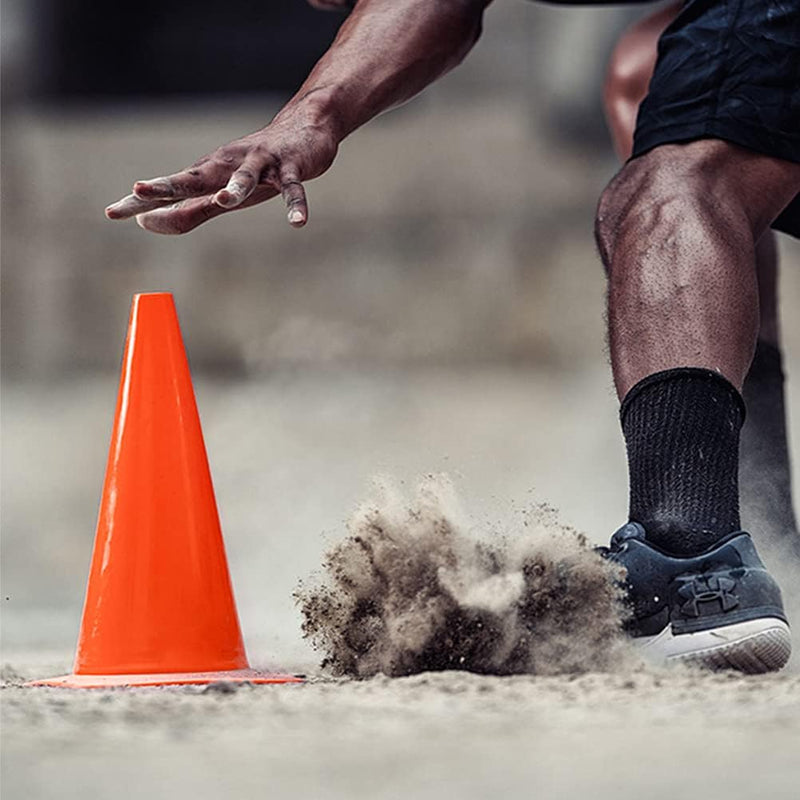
[461,13,484,64]
[444,0,487,69]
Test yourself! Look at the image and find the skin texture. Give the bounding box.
[604,4,800,553]
[598,3,800,398]
[596,140,800,397]
[602,1,782,351]
[754,233,780,347]
[105,0,493,234]
[105,1,800,552]
[108,0,799,402]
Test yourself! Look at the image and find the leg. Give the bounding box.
[603,2,683,162]
[601,11,771,394]
[596,140,800,550]
[597,0,800,672]
[595,142,799,671]
[740,235,800,555]
[596,141,800,396]
[603,10,800,553]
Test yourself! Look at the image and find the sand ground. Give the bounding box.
[3,666,800,800]
[3,366,800,799]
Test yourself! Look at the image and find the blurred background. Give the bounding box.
[3,0,799,669]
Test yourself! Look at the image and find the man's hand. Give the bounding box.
[106,0,491,235]
[105,111,338,234]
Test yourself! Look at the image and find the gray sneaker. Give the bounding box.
[600,523,791,673]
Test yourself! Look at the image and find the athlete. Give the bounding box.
[604,2,800,561]
[597,1,799,671]
[105,0,800,673]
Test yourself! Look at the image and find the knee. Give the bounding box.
[604,3,684,117]
[594,145,752,274]
[603,3,681,159]
[603,26,658,158]
[595,160,652,272]
[595,164,640,271]
[603,34,649,116]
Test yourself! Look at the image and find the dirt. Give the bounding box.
[3,665,800,800]
[4,366,800,799]
[297,475,632,677]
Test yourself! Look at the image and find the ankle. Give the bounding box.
[621,368,745,555]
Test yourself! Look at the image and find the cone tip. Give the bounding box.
[130,292,177,315]
[133,291,174,300]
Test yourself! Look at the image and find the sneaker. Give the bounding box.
[600,522,791,673]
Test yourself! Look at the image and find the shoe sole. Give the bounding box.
[637,617,791,674]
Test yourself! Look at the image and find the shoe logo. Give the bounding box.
[677,575,739,618]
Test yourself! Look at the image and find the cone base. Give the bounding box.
[24,668,304,688]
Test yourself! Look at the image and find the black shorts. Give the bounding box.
[632,0,800,237]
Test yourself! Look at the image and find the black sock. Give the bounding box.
[620,368,745,555]
[740,341,800,554]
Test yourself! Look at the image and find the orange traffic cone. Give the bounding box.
[27,293,301,687]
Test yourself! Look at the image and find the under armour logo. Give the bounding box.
[677,575,739,618]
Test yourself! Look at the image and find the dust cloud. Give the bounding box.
[296,475,634,678]
[756,536,800,673]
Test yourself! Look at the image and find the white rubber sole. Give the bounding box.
[637,617,792,674]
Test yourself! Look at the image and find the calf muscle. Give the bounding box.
[597,140,800,396]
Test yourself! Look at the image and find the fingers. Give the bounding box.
[281,171,308,227]
[216,160,309,225]
[107,151,311,232]
[135,186,279,235]
[213,158,262,209]
[132,161,226,201]
[105,193,178,220]
[135,197,228,235]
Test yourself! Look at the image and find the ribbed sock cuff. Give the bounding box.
[621,367,745,427]
[621,368,745,556]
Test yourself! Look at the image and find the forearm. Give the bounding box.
[106,0,493,234]
[279,0,493,140]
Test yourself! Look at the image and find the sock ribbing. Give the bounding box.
[621,367,745,555]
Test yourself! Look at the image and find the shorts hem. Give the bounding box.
[631,120,800,239]
[632,119,800,167]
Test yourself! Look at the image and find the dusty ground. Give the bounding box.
[3,365,800,799]
[3,665,800,800]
